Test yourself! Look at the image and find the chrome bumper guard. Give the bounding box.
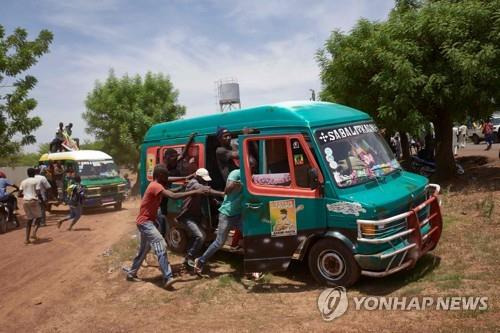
[355,184,442,277]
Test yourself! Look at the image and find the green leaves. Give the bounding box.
[0,25,53,158]
[317,0,500,178]
[83,70,186,172]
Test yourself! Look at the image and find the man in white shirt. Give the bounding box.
[34,167,51,226]
[459,124,467,148]
[19,168,42,244]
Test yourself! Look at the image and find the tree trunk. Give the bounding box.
[398,130,411,161]
[433,109,456,181]
[131,177,140,196]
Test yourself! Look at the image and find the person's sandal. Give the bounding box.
[164,277,179,290]
[126,274,141,282]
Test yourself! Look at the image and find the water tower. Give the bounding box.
[215,78,241,112]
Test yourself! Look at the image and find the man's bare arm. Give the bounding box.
[179,132,197,161]
[230,150,239,159]
[208,188,225,197]
[168,176,188,182]
[162,187,207,200]
[225,180,241,195]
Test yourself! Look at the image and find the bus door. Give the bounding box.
[239,134,326,273]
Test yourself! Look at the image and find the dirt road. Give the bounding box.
[0,147,498,332]
[0,201,138,332]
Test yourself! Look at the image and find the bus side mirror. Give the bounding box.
[309,167,320,190]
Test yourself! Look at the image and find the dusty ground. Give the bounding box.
[0,144,498,333]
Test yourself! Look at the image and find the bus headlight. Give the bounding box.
[360,224,376,236]
[118,184,126,193]
[86,187,101,197]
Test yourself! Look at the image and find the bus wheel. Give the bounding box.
[166,226,187,253]
[308,238,360,287]
[472,134,480,145]
[114,201,122,210]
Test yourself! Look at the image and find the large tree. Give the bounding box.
[0,25,53,157]
[83,70,186,172]
[318,0,500,179]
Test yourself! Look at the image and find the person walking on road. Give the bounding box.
[19,168,42,244]
[482,119,494,151]
[459,124,467,148]
[34,167,51,226]
[124,165,208,290]
[57,175,84,231]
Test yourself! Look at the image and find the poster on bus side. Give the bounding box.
[269,199,297,237]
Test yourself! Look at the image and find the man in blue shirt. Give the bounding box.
[193,164,249,273]
[0,171,19,224]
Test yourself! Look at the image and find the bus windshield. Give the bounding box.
[77,160,119,179]
[315,123,400,188]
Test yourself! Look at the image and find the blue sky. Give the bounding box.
[1,0,394,151]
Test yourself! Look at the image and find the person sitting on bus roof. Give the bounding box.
[49,122,65,153]
[64,123,73,137]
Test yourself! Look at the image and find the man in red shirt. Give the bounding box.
[125,165,207,290]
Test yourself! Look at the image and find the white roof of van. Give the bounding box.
[39,150,113,162]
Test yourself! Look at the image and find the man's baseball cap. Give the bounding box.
[195,168,212,181]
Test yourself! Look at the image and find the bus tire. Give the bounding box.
[308,238,360,287]
[166,226,187,253]
[114,201,122,210]
[472,134,480,145]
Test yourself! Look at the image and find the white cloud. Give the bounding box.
[17,0,393,152]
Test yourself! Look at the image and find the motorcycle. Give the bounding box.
[0,190,19,234]
[411,155,464,177]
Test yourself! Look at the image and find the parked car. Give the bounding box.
[467,112,500,144]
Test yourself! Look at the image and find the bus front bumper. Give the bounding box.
[84,194,124,208]
[354,184,442,277]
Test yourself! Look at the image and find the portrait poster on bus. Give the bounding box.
[269,199,297,237]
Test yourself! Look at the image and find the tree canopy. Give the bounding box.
[0,25,53,158]
[83,70,186,171]
[317,0,500,179]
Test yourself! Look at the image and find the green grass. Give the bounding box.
[475,195,495,221]
[218,274,236,288]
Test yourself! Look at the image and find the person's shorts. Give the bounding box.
[23,200,42,220]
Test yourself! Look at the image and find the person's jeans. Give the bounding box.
[68,205,82,229]
[485,133,494,149]
[156,208,167,237]
[129,221,173,281]
[181,218,205,259]
[199,214,241,265]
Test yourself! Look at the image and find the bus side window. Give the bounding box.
[248,138,291,187]
[159,144,202,177]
